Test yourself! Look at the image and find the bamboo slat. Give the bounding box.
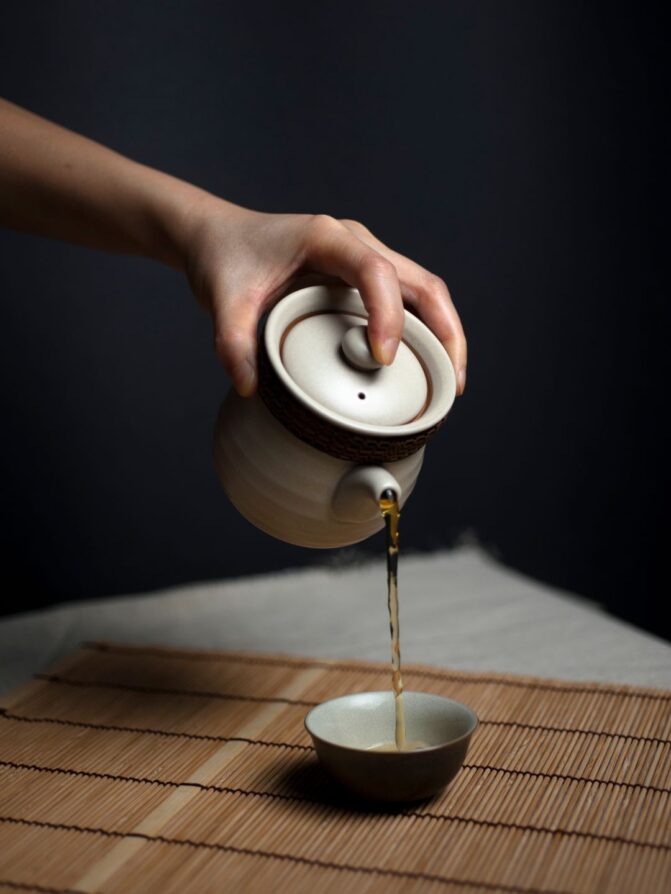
[0,641,669,893]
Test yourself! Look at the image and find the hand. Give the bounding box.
[0,100,466,398]
[180,199,467,397]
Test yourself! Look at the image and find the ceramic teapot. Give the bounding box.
[214,284,456,547]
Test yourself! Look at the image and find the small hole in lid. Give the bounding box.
[358,392,366,400]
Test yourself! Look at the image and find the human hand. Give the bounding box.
[0,100,465,397]
[179,199,467,397]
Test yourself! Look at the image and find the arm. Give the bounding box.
[0,98,467,396]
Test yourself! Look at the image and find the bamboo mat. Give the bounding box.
[0,642,669,894]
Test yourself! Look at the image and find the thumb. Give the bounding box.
[212,295,259,397]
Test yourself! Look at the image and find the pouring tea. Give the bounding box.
[214,283,460,765]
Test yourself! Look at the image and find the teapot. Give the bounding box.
[214,284,456,547]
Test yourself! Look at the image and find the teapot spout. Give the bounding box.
[331,465,403,523]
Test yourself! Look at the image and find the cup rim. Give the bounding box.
[304,690,479,755]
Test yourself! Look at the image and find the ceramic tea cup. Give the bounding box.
[305,691,478,802]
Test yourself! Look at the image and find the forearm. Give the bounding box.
[0,98,220,269]
[0,99,467,395]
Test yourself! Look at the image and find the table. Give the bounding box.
[2,546,669,694]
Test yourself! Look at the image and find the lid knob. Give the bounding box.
[341,325,383,371]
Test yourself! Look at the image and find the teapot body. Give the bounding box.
[214,390,424,548]
[213,284,456,548]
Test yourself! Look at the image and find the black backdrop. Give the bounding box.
[0,2,666,637]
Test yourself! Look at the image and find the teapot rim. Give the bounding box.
[263,285,456,438]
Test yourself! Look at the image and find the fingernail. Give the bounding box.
[458,367,467,394]
[379,337,399,366]
[235,357,257,397]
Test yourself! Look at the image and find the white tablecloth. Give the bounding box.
[1,546,669,695]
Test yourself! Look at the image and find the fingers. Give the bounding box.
[209,213,467,400]
[410,274,467,394]
[340,219,467,394]
[305,216,405,364]
[211,291,261,397]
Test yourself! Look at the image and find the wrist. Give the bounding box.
[137,171,210,269]
[143,174,250,272]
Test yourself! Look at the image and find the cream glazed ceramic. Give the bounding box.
[214,285,457,548]
[305,691,478,801]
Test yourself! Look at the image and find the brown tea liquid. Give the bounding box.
[380,489,408,751]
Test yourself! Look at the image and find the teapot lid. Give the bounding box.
[263,285,456,437]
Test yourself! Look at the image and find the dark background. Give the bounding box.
[0,2,666,636]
